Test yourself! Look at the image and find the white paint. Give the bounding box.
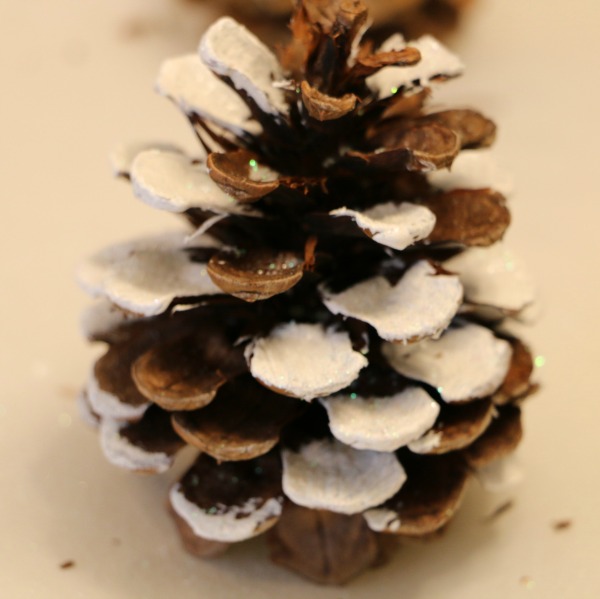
[330,202,436,251]
[77,231,222,317]
[110,141,183,177]
[199,17,288,116]
[444,243,536,314]
[383,323,512,402]
[100,418,173,474]
[169,485,283,542]
[76,391,99,430]
[156,53,261,137]
[407,430,444,454]
[282,439,406,514]
[246,323,368,401]
[131,149,251,215]
[86,370,149,421]
[321,260,463,343]
[477,453,524,493]
[80,299,140,340]
[367,35,464,99]
[427,149,514,197]
[320,387,439,452]
[363,508,401,533]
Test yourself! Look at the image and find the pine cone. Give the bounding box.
[191,0,473,39]
[78,0,537,585]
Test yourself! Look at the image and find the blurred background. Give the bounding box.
[1,0,599,597]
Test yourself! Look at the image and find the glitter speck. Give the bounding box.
[288,261,297,268]
[350,393,358,400]
[390,87,399,95]
[208,507,218,515]
[437,387,444,395]
[257,269,264,275]
[269,263,276,270]
[534,355,546,368]
[249,159,258,172]
[58,413,72,428]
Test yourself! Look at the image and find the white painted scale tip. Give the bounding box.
[330,202,436,251]
[444,243,536,314]
[320,387,440,452]
[169,485,283,542]
[367,34,464,99]
[110,141,183,178]
[427,149,514,197]
[77,230,222,317]
[476,453,524,493]
[86,369,149,422]
[282,439,406,514]
[100,418,173,474]
[363,508,401,533]
[130,149,251,215]
[382,322,513,403]
[199,17,288,116]
[246,322,368,401]
[80,299,140,341]
[156,54,261,137]
[321,260,463,343]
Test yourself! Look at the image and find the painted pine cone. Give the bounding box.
[78,0,537,585]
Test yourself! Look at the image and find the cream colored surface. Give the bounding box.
[0,0,598,596]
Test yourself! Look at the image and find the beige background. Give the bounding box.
[1,0,599,596]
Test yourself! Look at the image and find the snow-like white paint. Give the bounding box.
[407,430,443,454]
[130,149,251,215]
[382,323,512,402]
[282,439,406,514]
[476,453,524,493]
[157,53,261,137]
[321,260,463,343]
[86,370,149,421]
[427,149,514,197]
[169,485,283,542]
[363,508,401,533]
[246,323,368,401]
[367,34,464,99]
[109,141,183,178]
[444,243,535,314]
[100,418,173,474]
[199,17,288,116]
[320,387,439,451]
[76,391,99,429]
[80,299,140,340]
[77,231,222,317]
[330,202,436,251]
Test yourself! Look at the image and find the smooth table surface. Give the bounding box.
[1,0,599,597]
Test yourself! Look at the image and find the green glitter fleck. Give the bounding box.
[249,159,258,171]
[350,393,358,400]
[534,355,546,368]
[437,387,444,395]
[208,507,218,515]
[390,87,399,95]
[269,263,276,269]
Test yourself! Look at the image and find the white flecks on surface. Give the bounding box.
[444,243,536,314]
[86,370,150,421]
[281,439,406,514]
[427,149,514,197]
[321,260,463,343]
[169,485,283,542]
[382,322,512,402]
[363,508,401,533]
[156,54,262,137]
[477,453,524,493]
[246,323,368,401]
[320,387,440,452]
[109,141,183,178]
[367,34,464,99]
[130,149,250,214]
[99,418,174,474]
[330,202,436,251]
[77,230,222,317]
[80,299,140,340]
[199,17,288,116]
